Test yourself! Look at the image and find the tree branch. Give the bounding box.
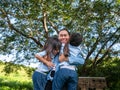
[85,37,100,61]
[96,39,118,65]
[0,8,43,47]
[43,12,48,33]
[93,27,120,67]
[48,20,58,34]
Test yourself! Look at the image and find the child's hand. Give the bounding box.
[46,61,55,68]
[43,55,51,61]
[59,54,68,62]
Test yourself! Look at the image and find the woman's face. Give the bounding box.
[58,30,70,44]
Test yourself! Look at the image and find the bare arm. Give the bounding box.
[35,54,55,68]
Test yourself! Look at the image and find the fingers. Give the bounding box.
[47,62,55,68]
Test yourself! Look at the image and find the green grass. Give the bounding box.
[0,62,33,90]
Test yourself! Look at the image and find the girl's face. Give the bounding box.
[58,30,70,44]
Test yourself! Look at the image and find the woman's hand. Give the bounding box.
[59,54,68,62]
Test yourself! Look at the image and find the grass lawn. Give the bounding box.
[0,63,33,90]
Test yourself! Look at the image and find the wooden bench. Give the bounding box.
[78,77,107,90]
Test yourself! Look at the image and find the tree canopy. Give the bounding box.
[0,0,120,75]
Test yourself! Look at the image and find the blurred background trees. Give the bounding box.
[0,0,120,89]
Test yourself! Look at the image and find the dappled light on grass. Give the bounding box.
[0,62,33,90]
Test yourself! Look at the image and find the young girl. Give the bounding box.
[32,36,61,90]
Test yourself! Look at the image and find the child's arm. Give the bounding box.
[43,55,51,61]
[35,54,54,68]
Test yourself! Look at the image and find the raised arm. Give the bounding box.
[35,51,54,68]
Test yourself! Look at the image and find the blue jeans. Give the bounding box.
[52,68,78,90]
[32,71,47,90]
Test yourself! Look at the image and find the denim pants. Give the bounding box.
[32,71,47,90]
[52,68,78,90]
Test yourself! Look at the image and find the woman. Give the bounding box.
[45,28,70,90]
[52,29,85,90]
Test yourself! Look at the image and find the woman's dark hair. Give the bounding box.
[58,28,70,36]
[43,37,62,60]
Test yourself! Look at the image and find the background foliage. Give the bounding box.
[0,0,120,89]
[0,61,33,90]
[0,57,120,90]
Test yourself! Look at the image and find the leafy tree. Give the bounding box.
[0,0,120,75]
